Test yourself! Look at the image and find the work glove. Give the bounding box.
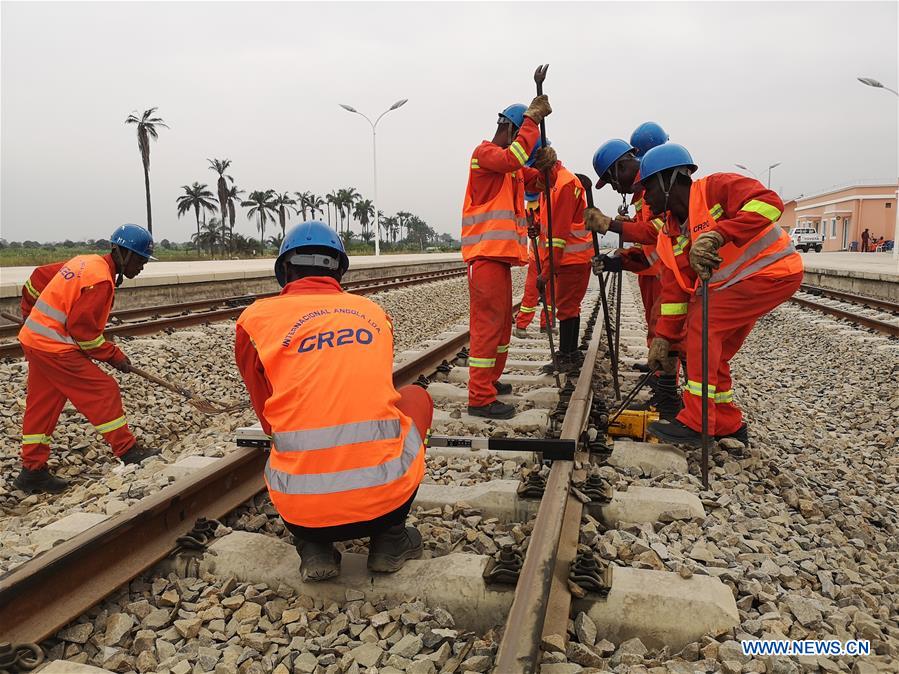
[647,337,677,375]
[584,207,613,234]
[524,94,552,125]
[689,231,725,281]
[591,254,622,276]
[536,274,547,293]
[531,146,557,173]
[110,354,132,373]
[527,222,540,239]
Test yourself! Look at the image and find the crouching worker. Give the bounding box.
[235,221,433,582]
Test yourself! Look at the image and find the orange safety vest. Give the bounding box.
[461,159,528,265]
[539,166,593,266]
[237,290,425,528]
[18,254,114,354]
[631,195,665,277]
[656,177,801,293]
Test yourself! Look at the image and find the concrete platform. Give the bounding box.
[799,252,898,302]
[0,253,464,316]
[578,566,739,650]
[606,440,689,476]
[30,512,109,547]
[195,531,513,633]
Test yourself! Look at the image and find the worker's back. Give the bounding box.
[237,281,425,528]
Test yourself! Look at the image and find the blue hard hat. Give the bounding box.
[524,191,541,203]
[110,224,156,260]
[275,220,349,287]
[592,139,634,181]
[629,122,669,158]
[638,143,697,183]
[524,137,550,167]
[499,103,527,129]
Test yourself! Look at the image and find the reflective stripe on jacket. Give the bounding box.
[461,163,528,265]
[632,185,665,277]
[237,290,425,528]
[655,176,802,293]
[18,255,114,354]
[537,166,592,266]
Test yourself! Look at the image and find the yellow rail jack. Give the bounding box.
[606,408,659,442]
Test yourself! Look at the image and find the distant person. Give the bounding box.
[14,225,160,495]
[861,228,870,252]
[874,236,885,251]
[235,221,434,581]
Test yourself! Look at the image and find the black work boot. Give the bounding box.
[716,424,750,447]
[468,401,516,420]
[494,381,513,396]
[647,418,703,448]
[297,540,342,582]
[635,374,682,420]
[120,444,161,465]
[559,317,579,356]
[13,466,69,494]
[368,525,423,573]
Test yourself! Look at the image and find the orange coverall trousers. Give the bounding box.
[468,259,512,407]
[516,261,591,329]
[638,274,662,347]
[677,272,803,436]
[21,346,136,470]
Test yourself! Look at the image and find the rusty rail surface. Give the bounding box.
[0,323,475,644]
[0,268,467,357]
[494,287,606,673]
[790,294,899,337]
[798,284,899,314]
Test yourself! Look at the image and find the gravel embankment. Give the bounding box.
[552,277,899,673]
[0,271,526,575]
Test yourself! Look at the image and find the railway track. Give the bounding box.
[0,267,468,358]
[0,275,608,667]
[790,284,899,337]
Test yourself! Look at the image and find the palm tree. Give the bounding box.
[295,191,312,220]
[225,183,245,250]
[208,158,233,248]
[339,187,360,234]
[354,199,375,240]
[326,191,340,229]
[308,194,325,220]
[272,192,298,238]
[176,182,217,255]
[242,190,277,255]
[193,217,223,257]
[395,210,412,242]
[125,107,168,235]
[382,215,399,244]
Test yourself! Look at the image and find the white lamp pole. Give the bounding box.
[857,77,899,260]
[339,99,408,256]
[736,162,781,188]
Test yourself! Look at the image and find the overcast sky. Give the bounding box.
[2,1,897,245]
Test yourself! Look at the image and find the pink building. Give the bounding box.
[777,183,897,251]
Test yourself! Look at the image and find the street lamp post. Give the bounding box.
[857,76,899,260]
[735,162,781,187]
[339,99,408,256]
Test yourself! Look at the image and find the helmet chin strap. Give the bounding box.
[111,246,131,287]
[655,168,689,235]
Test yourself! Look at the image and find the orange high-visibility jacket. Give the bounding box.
[236,285,425,528]
[18,255,115,355]
[538,164,592,267]
[462,165,529,264]
[630,189,665,277]
[656,175,801,294]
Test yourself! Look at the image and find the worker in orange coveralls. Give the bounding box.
[14,225,161,495]
[513,190,553,336]
[585,128,682,419]
[461,96,558,419]
[531,157,592,373]
[636,144,803,448]
[235,221,434,582]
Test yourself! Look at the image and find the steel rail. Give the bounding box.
[798,284,899,314]
[0,322,476,644]
[494,288,605,672]
[790,295,899,337]
[0,268,467,357]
